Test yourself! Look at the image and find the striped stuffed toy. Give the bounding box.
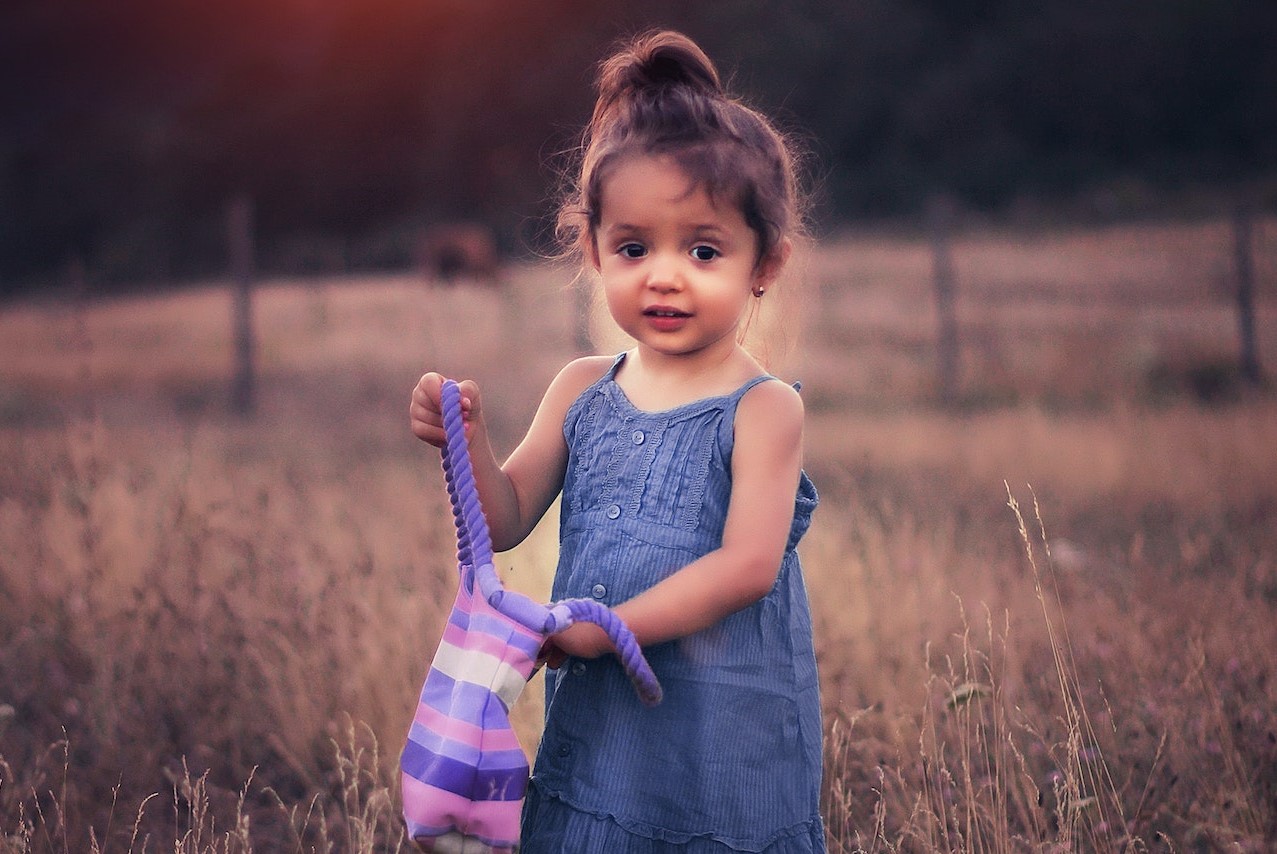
[401,379,661,853]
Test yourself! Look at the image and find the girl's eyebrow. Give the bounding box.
[600,222,648,237]
[599,221,734,241]
[689,225,737,246]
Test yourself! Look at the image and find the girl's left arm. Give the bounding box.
[550,379,805,658]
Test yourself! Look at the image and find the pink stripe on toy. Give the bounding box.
[401,775,522,843]
[411,701,523,754]
[442,623,540,672]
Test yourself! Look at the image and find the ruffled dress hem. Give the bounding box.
[523,781,826,853]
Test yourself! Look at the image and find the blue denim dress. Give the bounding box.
[521,354,825,852]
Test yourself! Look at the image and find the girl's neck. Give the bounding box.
[615,345,763,411]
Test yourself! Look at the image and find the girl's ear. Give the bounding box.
[754,237,792,289]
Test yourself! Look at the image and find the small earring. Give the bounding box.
[752,287,765,298]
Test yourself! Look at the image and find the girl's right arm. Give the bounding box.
[409,356,613,551]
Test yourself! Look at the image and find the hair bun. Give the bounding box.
[595,30,722,109]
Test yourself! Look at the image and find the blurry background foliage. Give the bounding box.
[1,0,1274,292]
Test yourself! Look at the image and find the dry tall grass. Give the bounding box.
[1,216,1274,851]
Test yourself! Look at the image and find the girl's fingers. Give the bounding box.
[409,373,484,445]
[409,373,450,445]
[456,379,482,420]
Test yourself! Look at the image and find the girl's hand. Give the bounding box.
[538,623,611,666]
[409,372,482,447]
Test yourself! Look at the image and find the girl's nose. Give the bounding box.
[645,254,683,292]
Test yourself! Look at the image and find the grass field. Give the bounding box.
[1,215,1275,851]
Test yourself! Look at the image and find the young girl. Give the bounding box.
[409,30,824,852]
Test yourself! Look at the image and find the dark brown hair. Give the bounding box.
[557,30,805,270]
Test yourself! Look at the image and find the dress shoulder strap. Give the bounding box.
[605,351,628,379]
[730,373,778,401]
[731,372,810,404]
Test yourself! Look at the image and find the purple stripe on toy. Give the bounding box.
[401,741,527,800]
[449,611,545,659]
[407,722,526,768]
[419,668,520,730]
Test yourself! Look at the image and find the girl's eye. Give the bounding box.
[690,245,719,262]
[619,243,646,259]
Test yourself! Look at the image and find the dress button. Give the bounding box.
[591,583,607,599]
[606,504,621,519]
[571,661,586,675]
[632,430,645,445]
[557,743,571,757]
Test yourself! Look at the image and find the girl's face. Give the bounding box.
[591,154,781,366]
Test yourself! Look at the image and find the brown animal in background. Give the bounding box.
[417,223,500,286]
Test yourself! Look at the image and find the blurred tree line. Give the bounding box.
[1,0,1273,294]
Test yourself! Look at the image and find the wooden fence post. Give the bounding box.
[1232,200,1263,384]
[927,194,960,405]
[228,194,257,415]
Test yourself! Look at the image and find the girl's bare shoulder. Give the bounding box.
[741,375,803,413]
[736,378,805,441]
[553,355,616,393]
[536,355,616,416]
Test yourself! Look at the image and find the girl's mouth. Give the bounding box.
[643,306,691,332]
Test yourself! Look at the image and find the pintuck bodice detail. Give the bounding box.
[524,354,824,852]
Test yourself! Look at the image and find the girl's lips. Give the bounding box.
[643,306,690,332]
